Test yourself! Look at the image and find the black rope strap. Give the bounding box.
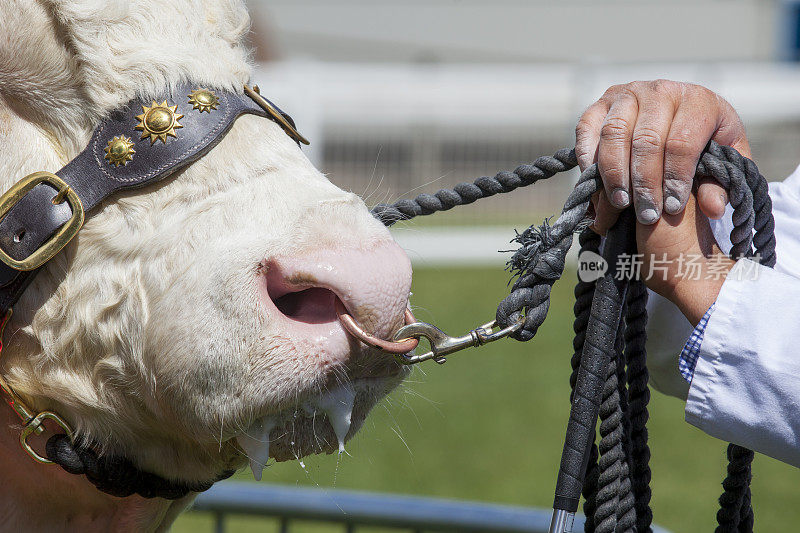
[46,434,235,500]
[624,280,653,532]
[372,140,775,532]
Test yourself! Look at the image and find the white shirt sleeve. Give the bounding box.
[685,259,800,467]
[645,163,800,399]
[682,163,800,467]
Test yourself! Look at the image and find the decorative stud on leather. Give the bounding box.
[135,100,183,144]
[188,88,219,113]
[103,135,136,167]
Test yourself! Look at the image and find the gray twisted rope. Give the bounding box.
[372,149,578,227]
[371,140,775,532]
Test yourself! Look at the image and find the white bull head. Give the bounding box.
[0,0,412,528]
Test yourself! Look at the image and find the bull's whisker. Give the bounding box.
[390,425,415,461]
[358,145,382,199]
[392,172,453,202]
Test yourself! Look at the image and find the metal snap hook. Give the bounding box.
[336,298,525,365]
[391,315,525,365]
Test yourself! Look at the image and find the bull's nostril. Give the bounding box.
[272,287,340,325]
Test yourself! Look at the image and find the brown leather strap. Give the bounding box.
[0,83,301,313]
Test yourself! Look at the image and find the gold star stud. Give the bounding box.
[135,100,183,144]
[104,135,136,167]
[188,88,219,113]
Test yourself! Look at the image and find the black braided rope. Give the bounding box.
[614,314,637,533]
[371,140,775,532]
[570,230,602,533]
[593,316,626,533]
[625,281,653,533]
[46,434,235,499]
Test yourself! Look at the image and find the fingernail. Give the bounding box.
[611,188,630,208]
[638,207,659,224]
[664,195,682,214]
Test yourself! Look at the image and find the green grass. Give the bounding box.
[174,266,800,533]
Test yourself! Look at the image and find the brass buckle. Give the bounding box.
[0,171,85,271]
[20,411,73,464]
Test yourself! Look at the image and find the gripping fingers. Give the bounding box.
[697,179,728,220]
[575,100,611,171]
[697,96,749,219]
[662,88,720,215]
[589,190,623,236]
[597,94,638,208]
[630,84,677,224]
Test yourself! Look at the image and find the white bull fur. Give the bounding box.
[0,1,412,530]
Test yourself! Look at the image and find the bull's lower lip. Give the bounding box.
[234,373,408,478]
[267,407,361,462]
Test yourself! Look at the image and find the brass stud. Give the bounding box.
[104,135,136,167]
[188,88,219,113]
[135,100,183,144]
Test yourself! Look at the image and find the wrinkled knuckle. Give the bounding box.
[684,82,707,96]
[631,128,663,154]
[575,116,594,138]
[652,78,678,94]
[627,80,647,93]
[602,83,626,99]
[598,164,627,184]
[600,117,631,142]
[631,174,659,194]
[694,83,719,101]
[664,133,696,159]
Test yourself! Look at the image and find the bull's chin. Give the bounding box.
[233,373,407,480]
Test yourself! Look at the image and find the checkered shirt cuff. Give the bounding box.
[678,302,716,383]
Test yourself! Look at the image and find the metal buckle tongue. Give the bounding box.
[391,316,525,365]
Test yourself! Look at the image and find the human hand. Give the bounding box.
[575,80,750,232]
[636,192,734,325]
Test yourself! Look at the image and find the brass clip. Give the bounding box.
[0,310,74,464]
[20,411,73,464]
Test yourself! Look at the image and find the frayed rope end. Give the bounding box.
[504,216,592,284]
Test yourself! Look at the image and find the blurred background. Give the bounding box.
[176,1,800,532]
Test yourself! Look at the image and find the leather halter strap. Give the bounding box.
[0,82,305,314]
[0,82,306,498]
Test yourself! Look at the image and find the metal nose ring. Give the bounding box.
[335,299,419,354]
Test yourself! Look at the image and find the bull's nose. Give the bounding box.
[260,241,413,348]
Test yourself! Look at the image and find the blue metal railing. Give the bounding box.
[190,482,671,532]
